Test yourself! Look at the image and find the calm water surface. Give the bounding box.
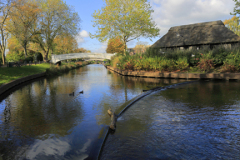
[0,64,185,160]
[100,81,240,159]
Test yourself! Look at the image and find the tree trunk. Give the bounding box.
[23,45,27,59]
[1,50,5,65]
[43,48,50,62]
[123,42,127,56]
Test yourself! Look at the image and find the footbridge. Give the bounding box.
[51,53,115,64]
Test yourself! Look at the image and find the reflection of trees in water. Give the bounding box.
[8,79,84,137]
[160,81,240,108]
[96,71,187,126]
[0,75,85,159]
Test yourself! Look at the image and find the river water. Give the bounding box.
[0,64,186,160]
[100,80,240,159]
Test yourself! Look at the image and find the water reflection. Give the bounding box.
[0,64,187,159]
[101,81,240,159]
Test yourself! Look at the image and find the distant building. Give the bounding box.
[151,20,240,50]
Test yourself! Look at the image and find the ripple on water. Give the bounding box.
[100,81,240,160]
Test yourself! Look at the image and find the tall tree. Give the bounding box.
[53,34,78,54]
[8,0,41,59]
[224,16,240,36]
[33,0,80,61]
[0,0,11,65]
[231,0,240,16]
[106,36,124,54]
[90,0,160,54]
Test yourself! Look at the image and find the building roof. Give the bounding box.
[151,20,240,48]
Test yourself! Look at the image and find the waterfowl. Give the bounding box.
[79,90,83,94]
[69,92,74,96]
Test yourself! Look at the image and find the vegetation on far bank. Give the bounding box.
[109,45,240,73]
[0,61,90,86]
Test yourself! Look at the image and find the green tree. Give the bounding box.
[224,16,240,36]
[33,0,80,61]
[0,0,12,65]
[231,0,240,16]
[90,0,160,54]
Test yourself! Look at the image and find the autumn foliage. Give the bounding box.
[53,35,78,54]
[224,16,240,36]
[106,37,124,54]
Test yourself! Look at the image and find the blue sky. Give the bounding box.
[65,0,235,53]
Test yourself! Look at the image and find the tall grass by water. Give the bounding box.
[110,44,240,73]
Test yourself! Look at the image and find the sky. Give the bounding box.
[65,0,236,53]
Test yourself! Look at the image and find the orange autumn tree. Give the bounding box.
[53,35,78,55]
[106,37,124,54]
[224,16,240,36]
[73,48,91,53]
[8,0,41,58]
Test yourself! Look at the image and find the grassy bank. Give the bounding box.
[0,63,50,86]
[110,45,240,73]
[0,61,89,86]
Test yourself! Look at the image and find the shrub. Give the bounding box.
[221,51,240,71]
[220,63,238,72]
[111,55,122,68]
[25,56,33,63]
[6,51,25,62]
[197,54,214,72]
[175,57,189,70]
[34,52,43,62]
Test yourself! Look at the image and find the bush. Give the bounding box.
[34,52,43,61]
[221,50,240,72]
[175,57,189,70]
[197,53,214,72]
[6,51,25,62]
[220,63,238,72]
[111,55,123,68]
[25,56,33,63]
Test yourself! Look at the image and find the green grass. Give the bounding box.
[0,63,50,86]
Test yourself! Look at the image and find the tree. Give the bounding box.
[133,41,150,54]
[8,0,41,59]
[33,0,80,61]
[224,16,240,36]
[231,0,240,16]
[106,36,124,53]
[90,0,160,54]
[53,34,78,54]
[73,48,91,53]
[0,0,12,65]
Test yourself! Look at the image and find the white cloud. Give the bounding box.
[76,30,89,43]
[26,138,70,159]
[94,42,108,53]
[150,0,235,36]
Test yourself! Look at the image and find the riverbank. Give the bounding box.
[106,66,240,80]
[0,61,89,96]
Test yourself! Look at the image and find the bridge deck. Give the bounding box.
[51,53,115,63]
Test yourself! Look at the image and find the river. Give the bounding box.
[0,64,186,159]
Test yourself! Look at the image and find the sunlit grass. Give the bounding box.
[0,63,50,86]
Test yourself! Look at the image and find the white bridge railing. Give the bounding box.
[51,53,115,63]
